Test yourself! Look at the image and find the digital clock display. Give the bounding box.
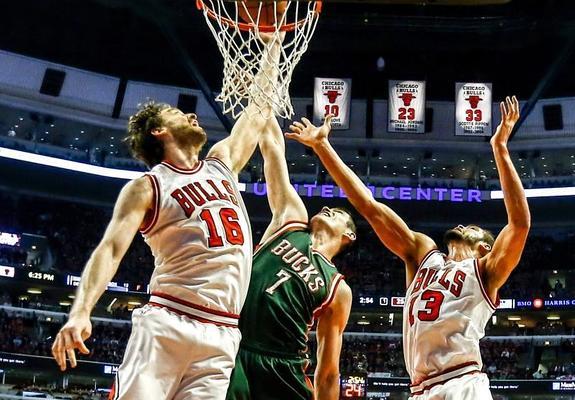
[28,271,55,281]
[359,296,374,304]
[358,296,389,307]
[341,375,366,399]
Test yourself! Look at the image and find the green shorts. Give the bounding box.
[226,347,313,400]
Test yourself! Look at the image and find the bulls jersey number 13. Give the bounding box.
[403,250,499,393]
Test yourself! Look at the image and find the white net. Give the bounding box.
[198,1,322,119]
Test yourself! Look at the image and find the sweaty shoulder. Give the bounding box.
[334,280,352,304]
[121,175,154,210]
[413,232,438,265]
[322,279,352,321]
[405,232,438,288]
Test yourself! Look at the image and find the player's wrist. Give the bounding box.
[312,137,331,152]
[69,307,91,320]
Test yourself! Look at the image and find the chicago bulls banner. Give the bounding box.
[455,82,493,136]
[313,77,352,130]
[388,80,426,133]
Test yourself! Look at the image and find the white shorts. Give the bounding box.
[110,304,241,400]
[409,373,493,400]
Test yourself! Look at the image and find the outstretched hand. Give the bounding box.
[51,315,92,371]
[491,95,520,147]
[285,115,333,149]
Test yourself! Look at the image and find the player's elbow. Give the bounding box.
[96,239,122,266]
[510,204,531,230]
[315,367,340,390]
[259,135,277,154]
[261,146,285,170]
[511,219,531,234]
[521,213,531,230]
[518,222,531,234]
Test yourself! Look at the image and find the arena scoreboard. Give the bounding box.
[341,374,367,399]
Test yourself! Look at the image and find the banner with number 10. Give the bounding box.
[313,77,352,130]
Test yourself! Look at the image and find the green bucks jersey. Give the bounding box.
[239,222,344,356]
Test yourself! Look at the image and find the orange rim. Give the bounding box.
[196,1,322,33]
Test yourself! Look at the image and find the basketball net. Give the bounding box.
[197,1,322,119]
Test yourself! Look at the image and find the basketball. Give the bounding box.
[238,1,288,26]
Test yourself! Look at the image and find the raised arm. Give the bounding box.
[51,176,152,371]
[314,281,352,400]
[207,33,284,178]
[286,117,435,283]
[482,96,530,296]
[258,116,308,243]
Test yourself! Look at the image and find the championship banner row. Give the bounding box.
[313,78,492,136]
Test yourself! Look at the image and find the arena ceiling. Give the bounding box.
[1,0,574,100]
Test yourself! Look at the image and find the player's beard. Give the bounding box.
[173,125,207,151]
[443,228,465,246]
[443,228,481,248]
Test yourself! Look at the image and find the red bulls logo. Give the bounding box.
[466,95,482,109]
[399,93,415,106]
[324,90,341,104]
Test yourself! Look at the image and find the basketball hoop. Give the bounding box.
[196,1,323,119]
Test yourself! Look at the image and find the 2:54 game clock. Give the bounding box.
[340,374,366,399]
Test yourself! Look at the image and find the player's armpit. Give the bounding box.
[314,281,352,400]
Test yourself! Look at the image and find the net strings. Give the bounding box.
[200,1,321,120]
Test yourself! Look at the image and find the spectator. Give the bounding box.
[533,369,544,379]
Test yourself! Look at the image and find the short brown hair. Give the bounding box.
[126,101,170,168]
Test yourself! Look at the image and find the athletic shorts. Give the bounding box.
[109,304,241,400]
[409,372,493,400]
[226,347,313,400]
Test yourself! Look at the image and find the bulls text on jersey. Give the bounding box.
[171,179,239,218]
[411,263,468,298]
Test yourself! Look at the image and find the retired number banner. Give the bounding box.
[455,82,492,136]
[313,77,352,130]
[388,80,426,133]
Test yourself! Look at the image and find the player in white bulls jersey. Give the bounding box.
[287,95,530,399]
[51,35,285,400]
